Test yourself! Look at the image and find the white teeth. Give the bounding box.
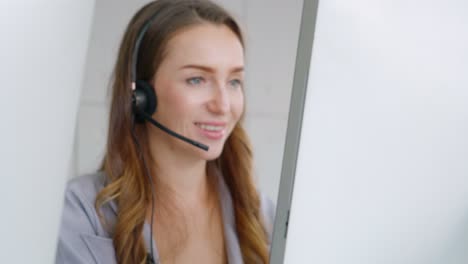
[197,123,224,131]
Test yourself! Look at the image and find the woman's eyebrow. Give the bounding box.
[179,64,244,73]
[231,66,244,73]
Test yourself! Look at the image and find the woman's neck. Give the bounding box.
[147,147,214,209]
[159,164,210,205]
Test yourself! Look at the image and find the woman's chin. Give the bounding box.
[194,144,224,161]
[201,150,223,161]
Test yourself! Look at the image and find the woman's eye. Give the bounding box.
[186,77,204,86]
[229,79,243,88]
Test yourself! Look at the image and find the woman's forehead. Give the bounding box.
[162,23,244,70]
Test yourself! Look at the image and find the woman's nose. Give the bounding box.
[207,86,230,114]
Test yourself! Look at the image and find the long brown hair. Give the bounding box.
[96,0,269,263]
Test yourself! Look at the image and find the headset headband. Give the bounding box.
[131,13,160,90]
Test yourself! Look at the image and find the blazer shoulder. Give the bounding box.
[58,172,111,236]
[66,171,107,203]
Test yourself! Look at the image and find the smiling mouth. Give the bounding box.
[194,122,226,131]
[194,122,226,140]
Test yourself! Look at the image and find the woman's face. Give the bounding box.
[150,23,245,160]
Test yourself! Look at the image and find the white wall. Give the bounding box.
[0,1,95,262]
[284,0,468,263]
[75,0,303,203]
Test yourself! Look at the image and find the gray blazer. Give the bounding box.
[55,171,276,264]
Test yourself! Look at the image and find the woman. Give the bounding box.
[55,0,275,263]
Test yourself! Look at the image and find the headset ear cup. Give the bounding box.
[133,80,157,123]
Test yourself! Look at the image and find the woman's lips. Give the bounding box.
[195,122,226,140]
